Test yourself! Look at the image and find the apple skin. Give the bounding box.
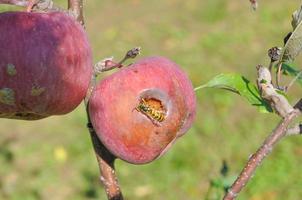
[89,56,196,164]
[0,11,92,120]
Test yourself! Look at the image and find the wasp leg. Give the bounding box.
[146,115,161,127]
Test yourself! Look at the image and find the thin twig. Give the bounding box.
[224,64,302,199]
[85,80,123,199]
[85,87,124,200]
[94,47,141,73]
[249,0,258,10]
[68,0,84,25]
[223,99,302,200]
[0,0,28,6]
[86,107,123,200]
[69,1,124,199]
[84,47,140,200]
[84,47,141,198]
[85,47,141,104]
[0,0,37,11]
[276,62,283,89]
[0,0,64,12]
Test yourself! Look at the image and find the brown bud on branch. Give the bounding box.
[256,65,294,118]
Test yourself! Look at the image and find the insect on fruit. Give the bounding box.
[136,98,166,126]
[88,56,196,164]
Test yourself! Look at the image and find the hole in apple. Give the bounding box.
[135,89,170,126]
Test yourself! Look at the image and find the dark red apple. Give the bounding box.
[0,11,92,120]
[89,56,196,164]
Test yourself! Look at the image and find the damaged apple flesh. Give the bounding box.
[89,56,196,164]
[0,11,93,120]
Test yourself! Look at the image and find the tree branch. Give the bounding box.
[67,0,124,199]
[223,63,302,200]
[249,0,258,10]
[83,47,141,199]
[83,47,140,200]
[86,108,123,200]
[0,0,65,13]
[0,0,28,6]
[68,0,84,26]
[223,99,302,200]
[84,58,125,200]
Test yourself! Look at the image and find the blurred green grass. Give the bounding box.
[1,0,302,199]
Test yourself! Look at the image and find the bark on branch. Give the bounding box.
[249,0,258,10]
[87,109,124,200]
[68,0,84,25]
[0,0,28,6]
[223,102,301,200]
[84,47,141,200]
[69,0,124,199]
[223,65,302,200]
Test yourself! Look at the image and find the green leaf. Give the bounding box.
[280,6,302,63]
[281,63,302,85]
[292,6,302,29]
[195,74,272,113]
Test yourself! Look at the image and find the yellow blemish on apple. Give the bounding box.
[6,63,17,76]
[31,86,45,96]
[0,88,15,105]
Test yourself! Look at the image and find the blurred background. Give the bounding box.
[1,0,302,199]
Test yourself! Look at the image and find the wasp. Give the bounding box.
[136,98,166,126]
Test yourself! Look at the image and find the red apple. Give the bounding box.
[89,56,196,164]
[0,11,92,120]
